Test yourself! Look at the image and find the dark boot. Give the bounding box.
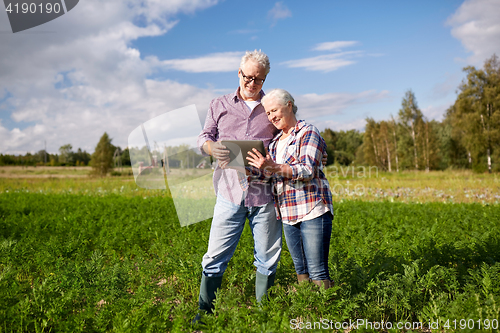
[255,271,276,303]
[198,274,223,313]
[311,279,332,289]
[192,274,223,325]
[297,273,310,283]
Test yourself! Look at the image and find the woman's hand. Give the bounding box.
[246,148,278,173]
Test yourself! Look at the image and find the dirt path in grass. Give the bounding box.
[0,166,92,178]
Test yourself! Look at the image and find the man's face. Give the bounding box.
[238,60,267,101]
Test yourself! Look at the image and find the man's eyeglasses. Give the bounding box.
[240,69,266,85]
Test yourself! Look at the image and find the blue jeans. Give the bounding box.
[283,212,332,281]
[202,194,282,277]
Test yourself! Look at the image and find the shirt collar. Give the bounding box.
[293,119,307,133]
[272,119,306,142]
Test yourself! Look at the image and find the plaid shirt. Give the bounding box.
[268,120,333,222]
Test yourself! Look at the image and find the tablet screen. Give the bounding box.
[221,140,265,167]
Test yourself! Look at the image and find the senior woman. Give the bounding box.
[246,88,334,289]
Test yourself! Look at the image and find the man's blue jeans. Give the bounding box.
[283,212,332,281]
[202,195,282,277]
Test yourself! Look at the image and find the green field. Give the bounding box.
[0,168,500,332]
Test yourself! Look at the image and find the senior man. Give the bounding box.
[195,50,281,319]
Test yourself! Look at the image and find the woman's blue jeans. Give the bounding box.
[283,212,332,281]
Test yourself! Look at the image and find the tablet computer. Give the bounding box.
[221,140,266,167]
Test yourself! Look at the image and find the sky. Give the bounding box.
[0,0,499,154]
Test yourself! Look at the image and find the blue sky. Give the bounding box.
[0,0,499,154]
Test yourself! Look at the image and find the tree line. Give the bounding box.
[322,54,500,173]
[0,146,93,167]
[0,131,207,176]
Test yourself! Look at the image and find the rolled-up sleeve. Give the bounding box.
[197,100,218,156]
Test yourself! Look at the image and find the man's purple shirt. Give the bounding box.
[197,88,278,207]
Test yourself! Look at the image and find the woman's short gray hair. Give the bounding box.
[262,89,298,114]
[240,50,271,75]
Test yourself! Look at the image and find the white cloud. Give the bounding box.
[317,118,366,132]
[312,41,359,51]
[0,0,222,154]
[295,90,390,120]
[447,0,500,64]
[429,73,461,100]
[157,52,244,73]
[0,79,217,154]
[136,0,219,22]
[281,51,362,72]
[268,2,292,26]
[421,103,453,121]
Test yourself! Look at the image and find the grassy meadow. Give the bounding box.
[0,166,499,332]
[2,165,499,203]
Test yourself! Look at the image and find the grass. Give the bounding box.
[1,166,499,204]
[0,166,499,332]
[325,166,500,204]
[0,194,499,332]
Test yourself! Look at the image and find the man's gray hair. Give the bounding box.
[240,50,271,75]
[262,89,298,114]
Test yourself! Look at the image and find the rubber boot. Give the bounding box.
[198,274,223,313]
[311,279,332,290]
[297,273,310,283]
[255,271,276,303]
[192,274,223,325]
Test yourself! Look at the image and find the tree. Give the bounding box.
[91,132,115,176]
[121,148,131,166]
[321,128,337,165]
[36,150,48,165]
[363,118,383,168]
[379,121,392,172]
[398,90,424,170]
[448,54,500,172]
[362,119,397,171]
[335,130,363,165]
[421,119,440,172]
[444,105,471,169]
[390,116,399,172]
[58,144,73,165]
[74,148,91,166]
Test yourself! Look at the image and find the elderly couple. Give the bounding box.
[194,50,334,320]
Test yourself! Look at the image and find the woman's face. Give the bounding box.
[263,97,296,132]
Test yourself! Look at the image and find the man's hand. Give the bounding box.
[322,152,328,167]
[205,141,230,168]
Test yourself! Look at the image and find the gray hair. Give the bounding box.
[240,50,270,75]
[262,89,298,114]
